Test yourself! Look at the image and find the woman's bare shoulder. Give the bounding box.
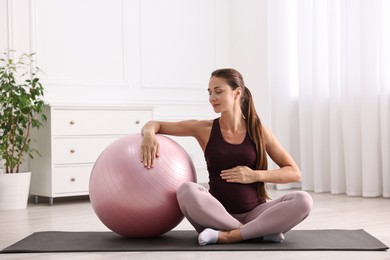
[158,119,213,136]
[185,119,213,135]
[193,119,214,128]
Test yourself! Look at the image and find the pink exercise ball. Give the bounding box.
[89,133,196,238]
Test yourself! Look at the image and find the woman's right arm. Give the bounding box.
[140,120,210,168]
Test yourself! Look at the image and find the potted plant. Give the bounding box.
[0,49,47,210]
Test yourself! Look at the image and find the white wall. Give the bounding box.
[230,0,269,126]
[0,0,268,183]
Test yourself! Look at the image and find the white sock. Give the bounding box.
[263,233,285,243]
[198,228,219,246]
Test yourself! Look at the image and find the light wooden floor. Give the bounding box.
[1,189,389,260]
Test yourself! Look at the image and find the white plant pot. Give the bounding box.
[0,172,31,210]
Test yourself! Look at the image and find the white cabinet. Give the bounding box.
[30,104,153,205]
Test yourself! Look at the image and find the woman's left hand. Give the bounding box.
[220,166,258,184]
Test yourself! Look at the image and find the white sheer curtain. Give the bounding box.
[267,0,390,197]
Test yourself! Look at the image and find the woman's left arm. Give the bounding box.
[257,127,302,183]
[220,127,301,184]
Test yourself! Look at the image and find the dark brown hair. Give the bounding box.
[211,68,270,201]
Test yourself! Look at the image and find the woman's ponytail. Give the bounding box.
[242,88,270,201]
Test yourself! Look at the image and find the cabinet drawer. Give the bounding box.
[52,109,152,136]
[52,137,120,164]
[53,165,92,194]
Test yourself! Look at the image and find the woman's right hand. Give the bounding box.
[140,133,160,169]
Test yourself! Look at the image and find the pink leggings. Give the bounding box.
[176,182,313,240]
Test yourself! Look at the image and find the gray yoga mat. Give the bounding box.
[1,229,388,253]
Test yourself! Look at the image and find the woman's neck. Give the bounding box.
[219,112,246,134]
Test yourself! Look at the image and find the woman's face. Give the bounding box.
[208,76,239,113]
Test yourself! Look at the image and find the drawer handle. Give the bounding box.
[135,120,140,124]
[70,149,76,153]
[70,177,76,182]
[70,120,75,125]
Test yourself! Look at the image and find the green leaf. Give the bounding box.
[0,49,47,173]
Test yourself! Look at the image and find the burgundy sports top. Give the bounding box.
[205,118,265,214]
